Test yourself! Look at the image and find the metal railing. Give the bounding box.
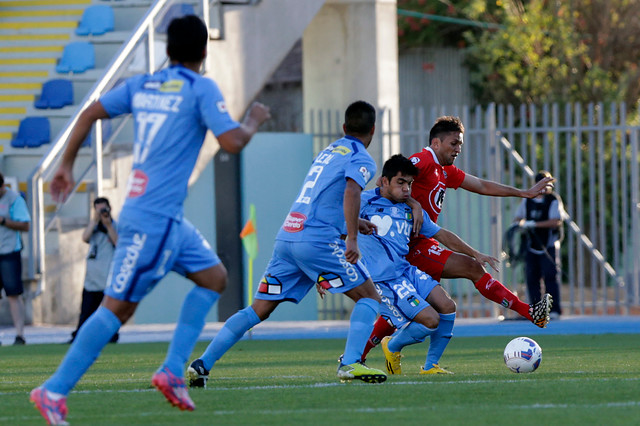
[309,102,640,318]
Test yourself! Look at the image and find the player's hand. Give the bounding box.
[475,252,500,273]
[524,176,555,198]
[315,283,327,299]
[247,102,271,126]
[411,210,423,237]
[344,237,360,264]
[50,165,75,203]
[358,218,377,235]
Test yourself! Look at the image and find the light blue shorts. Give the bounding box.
[374,266,439,328]
[255,239,371,303]
[105,212,219,303]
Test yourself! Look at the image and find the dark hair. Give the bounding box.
[344,101,376,135]
[0,172,4,187]
[167,15,208,63]
[429,116,464,144]
[93,197,110,208]
[382,154,418,180]
[535,170,552,183]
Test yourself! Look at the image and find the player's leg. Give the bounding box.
[361,316,396,362]
[422,285,456,374]
[1,252,26,344]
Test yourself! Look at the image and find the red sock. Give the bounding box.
[361,316,396,362]
[474,273,532,321]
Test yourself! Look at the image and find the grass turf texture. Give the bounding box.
[1,334,639,425]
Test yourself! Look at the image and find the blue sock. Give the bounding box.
[425,312,456,367]
[342,298,378,365]
[162,287,220,376]
[388,321,436,353]
[200,306,261,370]
[44,306,121,395]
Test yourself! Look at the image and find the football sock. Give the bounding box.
[162,287,220,376]
[200,306,261,370]
[474,273,532,320]
[361,316,396,361]
[425,312,455,367]
[44,306,121,395]
[388,321,436,353]
[342,298,379,365]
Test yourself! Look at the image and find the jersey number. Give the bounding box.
[295,165,324,204]
[134,112,167,164]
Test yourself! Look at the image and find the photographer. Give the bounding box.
[69,197,118,343]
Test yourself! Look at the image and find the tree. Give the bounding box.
[464,0,640,107]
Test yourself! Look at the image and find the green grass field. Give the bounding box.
[2,334,639,425]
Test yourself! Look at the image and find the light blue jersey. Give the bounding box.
[276,135,377,243]
[100,64,239,221]
[359,188,440,281]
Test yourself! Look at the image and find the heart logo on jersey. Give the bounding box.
[370,215,393,236]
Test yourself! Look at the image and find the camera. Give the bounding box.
[100,206,111,216]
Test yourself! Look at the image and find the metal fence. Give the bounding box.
[309,103,640,319]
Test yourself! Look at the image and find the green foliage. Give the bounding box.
[3,335,640,424]
[397,0,506,49]
[465,1,640,107]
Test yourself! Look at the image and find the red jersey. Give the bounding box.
[409,147,466,223]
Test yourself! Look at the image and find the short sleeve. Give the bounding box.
[9,195,30,222]
[444,165,465,189]
[345,153,376,189]
[100,78,136,117]
[195,78,240,137]
[419,210,440,238]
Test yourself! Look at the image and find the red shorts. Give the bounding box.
[406,237,453,282]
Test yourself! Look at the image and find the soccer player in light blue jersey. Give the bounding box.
[31,15,270,424]
[356,154,500,375]
[187,101,387,386]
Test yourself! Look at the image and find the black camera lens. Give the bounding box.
[100,207,111,215]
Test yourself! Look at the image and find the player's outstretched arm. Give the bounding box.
[343,178,363,264]
[432,228,500,272]
[217,102,270,154]
[460,174,554,198]
[51,101,109,202]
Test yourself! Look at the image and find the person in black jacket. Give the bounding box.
[513,171,565,318]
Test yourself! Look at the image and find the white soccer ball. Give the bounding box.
[503,336,542,373]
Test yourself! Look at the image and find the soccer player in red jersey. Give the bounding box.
[362,116,554,370]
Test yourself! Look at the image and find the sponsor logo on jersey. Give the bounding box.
[410,157,420,165]
[331,146,351,155]
[428,181,447,213]
[282,212,306,232]
[143,81,162,90]
[112,232,147,292]
[259,274,282,295]
[126,169,149,198]
[159,80,184,92]
[359,166,371,183]
[317,272,344,289]
[216,101,228,113]
[407,295,420,307]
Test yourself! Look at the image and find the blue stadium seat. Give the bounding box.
[157,3,195,33]
[76,5,115,36]
[34,79,73,109]
[56,42,95,74]
[11,117,50,148]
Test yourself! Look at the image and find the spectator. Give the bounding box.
[0,172,31,345]
[513,170,565,319]
[68,197,119,344]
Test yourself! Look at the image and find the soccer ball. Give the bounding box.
[503,337,542,373]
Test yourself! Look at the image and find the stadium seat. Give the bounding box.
[56,42,95,74]
[34,79,74,109]
[76,4,115,36]
[11,117,50,148]
[157,3,195,33]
